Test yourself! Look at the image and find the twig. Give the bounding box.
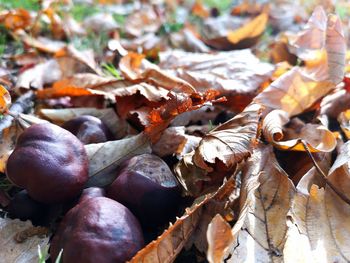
[301,140,350,206]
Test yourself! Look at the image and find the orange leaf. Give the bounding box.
[3,9,31,31]
[36,86,96,99]
[0,85,11,113]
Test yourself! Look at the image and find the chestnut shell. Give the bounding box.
[6,123,89,204]
[50,197,144,263]
[62,115,114,144]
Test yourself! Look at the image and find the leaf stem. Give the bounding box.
[301,140,350,206]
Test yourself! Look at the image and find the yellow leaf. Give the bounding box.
[227,13,268,45]
[0,85,11,113]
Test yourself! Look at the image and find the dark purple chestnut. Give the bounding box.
[6,123,89,204]
[106,154,181,227]
[7,190,48,224]
[62,115,114,144]
[50,197,144,263]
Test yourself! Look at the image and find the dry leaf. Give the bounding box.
[129,175,236,263]
[194,103,262,172]
[0,124,22,173]
[263,110,336,152]
[175,103,261,196]
[124,5,161,37]
[223,145,295,262]
[338,109,350,139]
[203,13,267,50]
[1,9,31,31]
[284,141,350,262]
[14,30,66,54]
[320,89,350,118]
[40,107,131,139]
[15,59,62,90]
[85,133,151,187]
[206,214,234,263]
[159,49,274,97]
[0,85,11,113]
[0,218,49,263]
[254,66,334,116]
[152,126,201,158]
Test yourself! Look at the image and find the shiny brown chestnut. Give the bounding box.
[6,123,89,204]
[7,190,48,224]
[106,154,181,227]
[62,115,114,144]
[50,197,144,263]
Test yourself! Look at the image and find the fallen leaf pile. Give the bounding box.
[1,0,350,262]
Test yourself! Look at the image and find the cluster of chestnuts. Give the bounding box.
[5,115,182,263]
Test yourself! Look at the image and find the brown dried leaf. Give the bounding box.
[284,141,350,262]
[129,175,236,263]
[206,214,234,263]
[0,124,21,173]
[223,145,295,262]
[85,133,151,187]
[338,109,350,139]
[159,49,274,97]
[124,5,161,37]
[15,59,62,90]
[263,110,336,152]
[0,218,49,263]
[0,85,11,113]
[152,126,201,158]
[194,103,262,172]
[175,103,261,196]
[254,66,334,116]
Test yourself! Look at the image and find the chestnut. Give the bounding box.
[106,154,181,227]
[62,115,114,144]
[6,123,89,204]
[50,197,144,263]
[79,187,105,203]
[7,190,48,224]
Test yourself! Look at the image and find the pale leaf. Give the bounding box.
[224,145,295,262]
[159,49,274,97]
[285,141,350,262]
[85,133,151,187]
[0,218,49,263]
[254,66,334,116]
